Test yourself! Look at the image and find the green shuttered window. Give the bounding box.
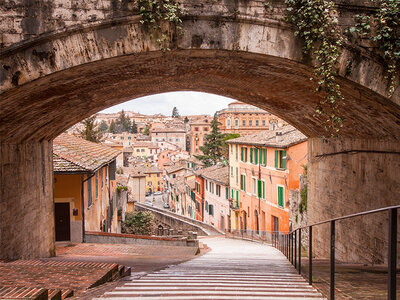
[278,186,284,207]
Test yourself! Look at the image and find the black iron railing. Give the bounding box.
[272,205,400,300]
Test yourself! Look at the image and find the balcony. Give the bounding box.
[229,198,239,211]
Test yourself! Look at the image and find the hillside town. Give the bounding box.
[55,100,307,243]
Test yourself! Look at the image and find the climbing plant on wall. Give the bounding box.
[138,0,183,51]
[285,0,344,135]
[350,0,400,98]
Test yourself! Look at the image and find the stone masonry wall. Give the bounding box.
[0,141,55,259]
[289,175,308,247]
[308,138,400,265]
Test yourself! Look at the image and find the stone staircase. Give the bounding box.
[0,260,131,299]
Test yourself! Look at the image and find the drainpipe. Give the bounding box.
[81,172,95,243]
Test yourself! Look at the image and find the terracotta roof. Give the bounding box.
[226,125,307,148]
[197,165,229,186]
[53,133,120,172]
[152,127,186,133]
[132,141,159,148]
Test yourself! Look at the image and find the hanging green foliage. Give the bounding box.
[138,0,184,51]
[350,0,399,97]
[285,0,344,135]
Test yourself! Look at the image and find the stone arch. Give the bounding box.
[1,0,400,261]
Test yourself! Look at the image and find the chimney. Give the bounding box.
[276,131,283,142]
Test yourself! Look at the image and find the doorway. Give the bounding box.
[55,202,70,241]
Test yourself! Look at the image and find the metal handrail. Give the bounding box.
[273,205,399,300]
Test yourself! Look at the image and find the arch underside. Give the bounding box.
[1,49,400,143]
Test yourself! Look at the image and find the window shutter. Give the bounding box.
[263,149,267,165]
[87,177,92,207]
[250,148,253,163]
[275,150,278,168]
[241,147,244,161]
[255,148,258,164]
[262,181,265,199]
[259,149,262,165]
[244,148,247,162]
[278,186,284,207]
[258,180,262,198]
[282,150,287,170]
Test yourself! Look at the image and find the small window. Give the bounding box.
[256,120,259,126]
[275,150,287,170]
[262,120,266,126]
[240,174,246,191]
[234,118,239,128]
[209,204,214,216]
[242,119,246,126]
[249,120,253,126]
[216,184,221,197]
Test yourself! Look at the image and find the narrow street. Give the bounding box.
[95,237,325,299]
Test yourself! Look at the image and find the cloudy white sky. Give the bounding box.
[101,92,234,116]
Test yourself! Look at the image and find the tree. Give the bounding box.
[109,120,117,134]
[115,110,131,133]
[194,113,226,167]
[221,133,240,158]
[99,120,108,133]
[172,106,180,118]
[184,116,189,123]
[143,125,150,135]
[121,211,154,235]
[130,120,138,133]
[78,115,102,143]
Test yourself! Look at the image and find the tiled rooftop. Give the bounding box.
[53,133,121,172]
[227,125,307,148]
[197,165,229,186]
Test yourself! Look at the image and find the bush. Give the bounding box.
[121,211,154,235]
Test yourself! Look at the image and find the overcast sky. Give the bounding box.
[101,92,234,116]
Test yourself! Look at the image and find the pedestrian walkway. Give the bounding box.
[95,237,326,299]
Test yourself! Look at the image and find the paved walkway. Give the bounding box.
[95,237,326,299]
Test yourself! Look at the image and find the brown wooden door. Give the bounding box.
[55,202,70,241]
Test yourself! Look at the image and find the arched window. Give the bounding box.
[227,117,231,129]
[234,118,239,128]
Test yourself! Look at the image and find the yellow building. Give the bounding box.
[143,167,165,193]
[53,133,120,242]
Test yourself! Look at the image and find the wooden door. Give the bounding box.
[55,202,70,241]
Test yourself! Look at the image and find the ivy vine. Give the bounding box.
[285,0,344,135]
[350,0,399,97]
[138,0,183,51]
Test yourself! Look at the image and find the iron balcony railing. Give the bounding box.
[272,205,400,300]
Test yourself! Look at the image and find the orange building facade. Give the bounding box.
[188,117,212,155]
[227,126,307,236]
[217,101,284,135]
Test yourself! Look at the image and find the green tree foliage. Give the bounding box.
[143,125,150,135]
[221,133,240,158]
[195,113,226,167]
[172,106,180,118]
[115,110,132,133]
[121,211,154,235]
[130,120,138,133]
[99,120,108,133]
[184,116,189,123]
[109,120,117,134]
[350,0,399,97]
[285,0,344,135]
[78,115,102,143]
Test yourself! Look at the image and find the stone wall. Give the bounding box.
[135,203,219,236]
[289,175,308,247]
[308,138,400,264]
[0,141,55,260]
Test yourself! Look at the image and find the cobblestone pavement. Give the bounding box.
[94,237,326,299]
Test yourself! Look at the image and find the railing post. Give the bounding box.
[388,208,397,300]
[330,220,335,300]
[290,233,293,264]
[294,230,297,269]
[298,228,301,274]
[309,226,313,285]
